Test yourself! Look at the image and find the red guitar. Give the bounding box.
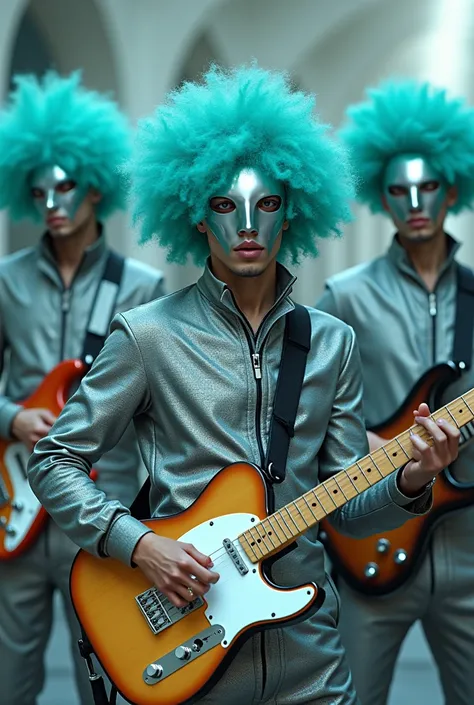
[0,359,95,560]
[320,362,474,595]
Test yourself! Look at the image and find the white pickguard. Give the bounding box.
[179,513,316,647]
[3,443,39,552]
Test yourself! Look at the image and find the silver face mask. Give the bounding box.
[383,155,448,223]
[29,164,88,221]
[206,167,286,254]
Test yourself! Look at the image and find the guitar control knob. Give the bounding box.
[5,525,16,535]
[175,646,191,661]
[376,538,391,554]
[394,549,408,564]
[364,562,379,579]
[146,663,163,679]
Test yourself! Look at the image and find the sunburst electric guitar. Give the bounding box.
[321,362,474,595]
[0,359,96,560]
[70,383,474,705]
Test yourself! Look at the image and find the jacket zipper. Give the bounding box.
[48,286,72,556]
[428,290,437,594]
[247,344,264,469]
[58,254,88,362]
[429,292,437,365]
[247,339,267,695]
[60,288,72,362]
[251,352,265,471]
[230,295,291,700]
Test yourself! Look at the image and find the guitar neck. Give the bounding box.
[239,388,474,563]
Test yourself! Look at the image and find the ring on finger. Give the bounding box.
[187,586,194,597]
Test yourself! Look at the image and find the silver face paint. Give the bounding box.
[206,167,285,254]
[383,155,448,224]
[29,165,88,221]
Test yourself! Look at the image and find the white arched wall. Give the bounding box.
[27,0,121,97]
[2,0,474,300]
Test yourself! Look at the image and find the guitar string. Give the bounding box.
[179,469,386,567]
[173,398,474,572]
[162,396,474,591]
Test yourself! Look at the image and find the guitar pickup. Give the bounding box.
[223,538,249,576]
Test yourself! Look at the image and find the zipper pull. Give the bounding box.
[252,353,262,380]
[62,289,71,313]
[429,292,437,317]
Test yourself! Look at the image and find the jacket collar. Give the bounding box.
[37,224,108,286]
[197,258,297,341]
[387,233,460,287]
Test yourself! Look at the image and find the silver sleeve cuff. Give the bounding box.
[103,513,153,566]
[388,469,433,514]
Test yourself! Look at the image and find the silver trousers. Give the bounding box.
[197,576,360,704]
[0,519,93,705]
[338,520,474,705]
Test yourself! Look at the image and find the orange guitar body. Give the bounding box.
[71,463,322,705]
[321,363,474,595]
[0,359,94,560]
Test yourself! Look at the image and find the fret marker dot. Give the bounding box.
[353,476,358,481]
[333,489,338,494]
[312,503,316,507]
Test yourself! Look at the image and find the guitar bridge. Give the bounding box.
[223,537,249,575]
[136,587,204,635]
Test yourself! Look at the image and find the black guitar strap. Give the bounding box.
[129,303,312,519]
[264,303,311,483]
[452,263,474,370]
[79,251,125,705]
[81,251,125,367]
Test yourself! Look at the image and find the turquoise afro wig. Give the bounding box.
[0,71,131,221]
[340,79,474,214]
[131,64,354,265]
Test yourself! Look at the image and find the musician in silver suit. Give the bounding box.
[316,79,474,705]
[0,72,164,705]
[29,66,459,704]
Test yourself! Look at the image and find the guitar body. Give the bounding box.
[321,362,474,596]
[0,359,89,560]
[71,462,322,705]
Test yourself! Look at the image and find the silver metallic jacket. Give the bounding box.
[29,262,430,587]
[317,235,474,537]
[0,232,165,506]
